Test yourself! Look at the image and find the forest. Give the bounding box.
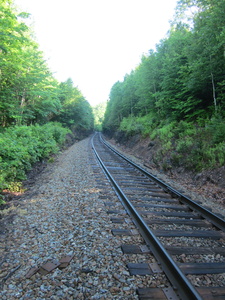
[1,0,225,205]
[103,0,225,173]
[0,0,94,203]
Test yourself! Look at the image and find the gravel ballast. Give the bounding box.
[0,137,168,299]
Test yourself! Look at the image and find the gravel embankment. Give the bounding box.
[0,137,163,299]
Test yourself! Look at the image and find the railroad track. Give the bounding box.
[91,132,225,300]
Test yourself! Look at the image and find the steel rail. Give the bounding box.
[91,133,203,300]
[100,134,225,231]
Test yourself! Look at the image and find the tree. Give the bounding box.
[0,1,62,126]
[55,79,94,133]
[93,102,107,131]
[135,51,161,116]
[175,0,225,114]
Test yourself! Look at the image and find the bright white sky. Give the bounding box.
[14,0,178,106]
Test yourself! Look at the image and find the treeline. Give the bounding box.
[0,0,94,202]
[0,0,93,130]
[93,102,107,131]
[103,0,225,172]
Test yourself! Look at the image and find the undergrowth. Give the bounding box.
[118,115,225,172]
[119,113,158,137]
[0,122,70,205]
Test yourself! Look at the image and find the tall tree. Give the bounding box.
[55,79,94,132]
[135,51,160,116]
[175,0,225,113]
[0,1,62,126]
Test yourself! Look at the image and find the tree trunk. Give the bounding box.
[210,55,217,112]
[211,71,217,112]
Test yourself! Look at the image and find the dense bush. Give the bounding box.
[0,123,70,203]
[119,113,159,137]
[116,114,225,172]
[155,119,225,171]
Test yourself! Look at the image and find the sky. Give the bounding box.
[14,0,178,106]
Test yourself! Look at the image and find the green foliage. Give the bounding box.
[0,1,63,127]
[0,4,94,131]
[207,117,225,144]
[102,81,124,133]
[176,137,194,153]
[0,123,70,193]
[101,0,225,173]
[154,120,225,171]
[93,102,107,131]
[54,79,94,133]
[119,113,159,137]
[150,122,176,142]
[173,120,197,138]
[0,2,94,205]
[116,118,224,172]
[119,117,143,136]
[157,122,177,141]
[103,0,225,134]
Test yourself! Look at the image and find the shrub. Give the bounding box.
[173,120,196,138]
[119,113,159,137]
[176,137,194,154]
[150,121,177,142]
[119,116,144,136]
[0,123,70,197]
[151,118,225,171]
